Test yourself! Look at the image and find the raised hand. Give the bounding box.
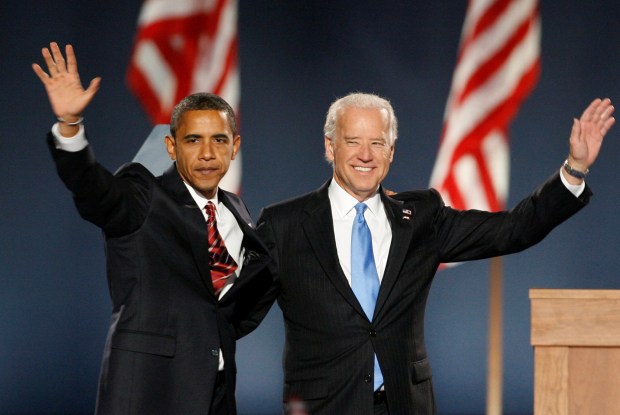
[568,98,615,172]
[32,42,101,124]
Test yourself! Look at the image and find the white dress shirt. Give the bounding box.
[328,180,392,285]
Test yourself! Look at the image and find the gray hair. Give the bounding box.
[323,92,398,145]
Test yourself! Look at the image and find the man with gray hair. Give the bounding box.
[248,91,614,414]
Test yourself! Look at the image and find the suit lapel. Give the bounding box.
[219,189,253,228]
[302,182,368,319]
[373,190,416,321]
[161,166,270,302]
[218,190,270,303]
[161,164,217,297]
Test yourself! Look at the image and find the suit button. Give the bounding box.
[211,349,219,357]
[370,330,377,337]
[364,374,372,383]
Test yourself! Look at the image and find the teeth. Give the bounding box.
[354,167,372,172]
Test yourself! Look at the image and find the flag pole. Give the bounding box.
[486,256,503,415]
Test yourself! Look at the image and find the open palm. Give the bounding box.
[569,98,615,169]
[32,42,100,120]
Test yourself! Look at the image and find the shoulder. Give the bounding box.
[263,188,323,214]
[258,186,327,226]
[114,162,154,177]
[112,162,158,189]
[220,188,251,216]
[220,188,243,204]
[389,188,442,204]
[267,190,316,209]
[385,188,447,223]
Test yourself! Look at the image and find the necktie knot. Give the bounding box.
[354,202,367,221]
[205,202,216,226]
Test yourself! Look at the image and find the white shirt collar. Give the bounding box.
[183,182,220,213]
[328,179,382,219]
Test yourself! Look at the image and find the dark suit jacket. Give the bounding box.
[253,172,591,415]
[48,135,272,415]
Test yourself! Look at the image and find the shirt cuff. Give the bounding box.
[51,122,88,152]
[559,168,585,197]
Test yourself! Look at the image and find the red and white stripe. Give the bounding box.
[429,0,540,212]
[127,0,241,193]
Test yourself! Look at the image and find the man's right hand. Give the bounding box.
[32,42,101,137]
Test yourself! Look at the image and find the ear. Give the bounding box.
[164,135,176,160]
[231,135,241,160]
[388,144,395,163]
[324,136,334,162]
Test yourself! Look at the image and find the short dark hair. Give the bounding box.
[169,93,238,138]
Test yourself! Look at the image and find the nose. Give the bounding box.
[199,141,215,160]
[357,141,373,161]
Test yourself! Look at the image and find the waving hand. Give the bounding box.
[32,42,101,127]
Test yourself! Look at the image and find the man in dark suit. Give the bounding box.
[33,42,271,415]
[251,92,614,414]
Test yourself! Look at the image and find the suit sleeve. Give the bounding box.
[434,171,592,263]
[233,208,281,339]
[47,133,153,237]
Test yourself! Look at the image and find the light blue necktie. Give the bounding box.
[351,202,383,391]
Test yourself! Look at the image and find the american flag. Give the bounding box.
[429,0,541,212]
[429,3,541,412]
[127,0,241,193]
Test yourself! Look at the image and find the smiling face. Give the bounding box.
[325,106,394,201]
[165,109,240,199]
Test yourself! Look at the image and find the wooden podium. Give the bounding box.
[530,289,620,414]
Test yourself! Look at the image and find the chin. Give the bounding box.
[354,182,380,192]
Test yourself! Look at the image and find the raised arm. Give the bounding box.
[563,98,615,185]
[32,42,101,137]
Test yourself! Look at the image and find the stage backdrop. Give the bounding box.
[2,1,619,414]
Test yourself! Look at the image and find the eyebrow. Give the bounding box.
[343,136,386,141]
[183,133,202,140]
[182,133,230,140]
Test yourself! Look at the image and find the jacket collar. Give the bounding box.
[301,179,416,322]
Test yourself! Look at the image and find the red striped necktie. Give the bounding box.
[204,202,238,295]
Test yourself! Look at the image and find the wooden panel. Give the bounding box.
[568,347,620,414]
[531,290,620,415]
[531,290,620,346]
[530,289,620,300]
[534,347,568,415]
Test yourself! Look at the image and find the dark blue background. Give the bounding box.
[2,1,619,414]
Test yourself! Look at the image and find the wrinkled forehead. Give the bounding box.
[336,107,391,138]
